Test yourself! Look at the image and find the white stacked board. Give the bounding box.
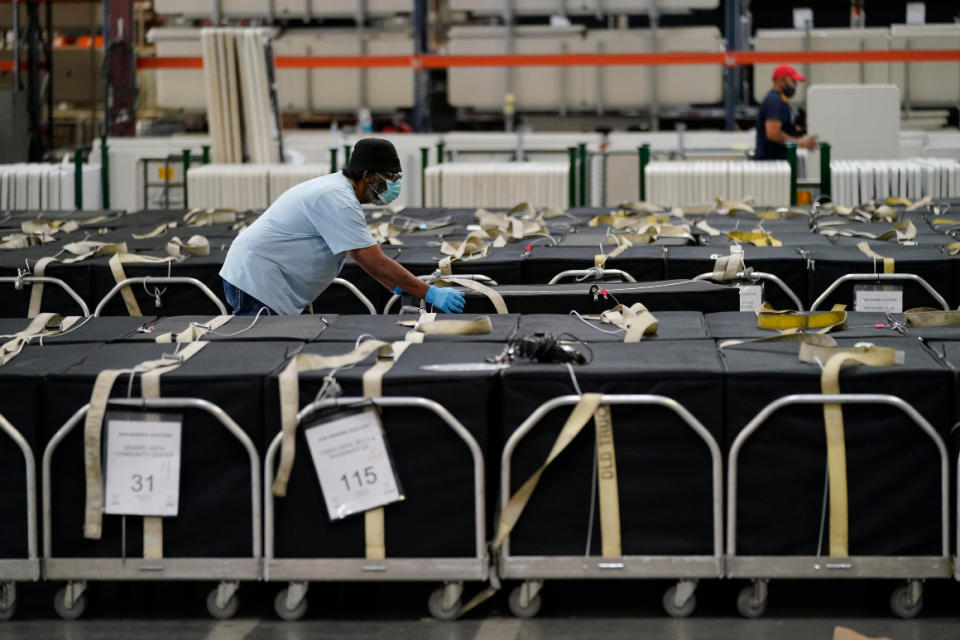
[154,0,410,19]
[447,26,724,110]
[830,159,960,207]
[449,0,718,15]
[645,160,791,207]
[0,163,102,211]
[186,164,330,210]
[424,162,569,209]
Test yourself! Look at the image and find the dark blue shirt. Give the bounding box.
[755,90,797,161]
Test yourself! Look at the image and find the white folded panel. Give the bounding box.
[645,160,790,207]
[0,163,101,211]
[448,0,717,15]
[187,163,331,210]
[828,158,960,206]
[155,0,410,18]
[424,162,568,209]
[890,24,960,107]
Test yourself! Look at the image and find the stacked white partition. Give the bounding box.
[646,160,790,207]
[0,163,102,211]
[424,163,568,209]
[187,164,330,210]
[830,159,960,207]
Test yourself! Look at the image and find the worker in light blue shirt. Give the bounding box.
[220,138,464,315]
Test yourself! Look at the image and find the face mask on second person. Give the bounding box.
[782,82,796,98]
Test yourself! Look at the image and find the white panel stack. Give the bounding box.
[645,160,791,207]
[424,163,568,209]
[449,0,718,15]
[154,0,410,19]
[447,26,724,110]
[0,163,101,211]
[830,159,960,207]
[187,164,330,210]
[201,27,280,165]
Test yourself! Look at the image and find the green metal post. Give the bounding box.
[344,144,351,166]
[420,147,429,207]
[74,148,83,210]
[182,149,191,209]
[639,144,650,202]
[819,141,831,201]
[100,138,110,209]
[202,145,211,164]
[786,142,798,206]
[436,142,444,164]
[568,147,577,209]
[330,148,338,173]
[577,143,587,207]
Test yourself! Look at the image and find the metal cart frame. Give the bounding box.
[498,394,723,619]
[42,398,262,619]
[0,275,91,317]
[548,267,638,285]
[330,277,377,315]
[693,269,805,311]
[264,396,488,621]
[727,394,951,619]
[0,412,40,621]
[383,273,499,314]
[93,277,227,317]
[810,273,949,312]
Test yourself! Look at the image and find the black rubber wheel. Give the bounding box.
[507,585,542,619]
[427,587,461,621]
[662,585,696,618]
[53,587,86,620]
[273,588,308,621]
[736,584,768,619]
[206,588,239,620]
[0,601,15,621]
[889,584,922,619]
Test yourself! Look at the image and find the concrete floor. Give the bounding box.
[1,579,957,639]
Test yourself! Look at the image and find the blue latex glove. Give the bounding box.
[425,285,465,314]
[391,286,404,295]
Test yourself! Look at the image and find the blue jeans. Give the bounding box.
[222,279,278,316]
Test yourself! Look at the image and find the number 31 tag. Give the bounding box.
[304,410,404,521]
[104,413,182,517]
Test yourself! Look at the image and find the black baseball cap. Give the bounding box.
[345,138,402,174]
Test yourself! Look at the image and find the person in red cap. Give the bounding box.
[754,64,819,160]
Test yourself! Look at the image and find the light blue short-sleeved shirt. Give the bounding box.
[220,172,376,315]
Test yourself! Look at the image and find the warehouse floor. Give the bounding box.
[3,580,958,639]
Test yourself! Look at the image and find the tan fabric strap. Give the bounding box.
[165,235,211,258]
[856,242,894,274]
[593,404,621,557]
[154,315,233,343]
[435,277,509,315]
[599,303,659,343]
[904,308,960,327]
[108,252,178,317]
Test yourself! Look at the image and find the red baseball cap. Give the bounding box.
[772,64,805,82]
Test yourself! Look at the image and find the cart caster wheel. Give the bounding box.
[428,587,461,621]
[737,584,768,619]
[274,588,307,621]
[890,584,922,619]
[0,601,14,621]
[206,588,239,620]
[54,587,87,620]
[508,585,542,619]
[662,585,696,618]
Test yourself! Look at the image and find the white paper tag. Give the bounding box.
[793,7,814,29]
[854,286,903,313]
[906,2,925,24]
[104,414,181,517]
[305,411,404,521]
[739,285,764,312]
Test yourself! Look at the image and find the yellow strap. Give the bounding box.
[904,307,960,327]
[695,220,721,237]
[884,196,912,207]
[718,331,838,352]
[435,277,509,315]
[593,404,621,557]
[594,240,631,268]
[716,198,756,214]
[398,315,493,341]
[272,340,404,497]
[165,235,211,258]
[132,222,177,240]
[856,242,894,274]
[154,315,233,343]
[756,303,848,333]
[727,229,782,247]
[183,209,237,226]
[599,303,658,343]
[83,341,208,540]
[813,346,899,557]
[494,393,603,550]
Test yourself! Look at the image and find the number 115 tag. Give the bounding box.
[304,410,404,521]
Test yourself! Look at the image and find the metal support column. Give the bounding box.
[103,0,138,137]
[25,0,44,160]
[568,147,577,209]
[436,142,444,164]
[412,0,430,132]
[74,149,84,209]
[182,149,191,209]
[723,0,741,131]
[786,142,798,206]
[577,143,587,207]
[648,0,660,131]
[819,141,831,200]
[101,138,110,209]
[330,148,339,173]
[638,144,650,202]
[420,147,429,207]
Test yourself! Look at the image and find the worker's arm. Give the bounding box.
[349,244,430,298]
[765,119,819,150]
